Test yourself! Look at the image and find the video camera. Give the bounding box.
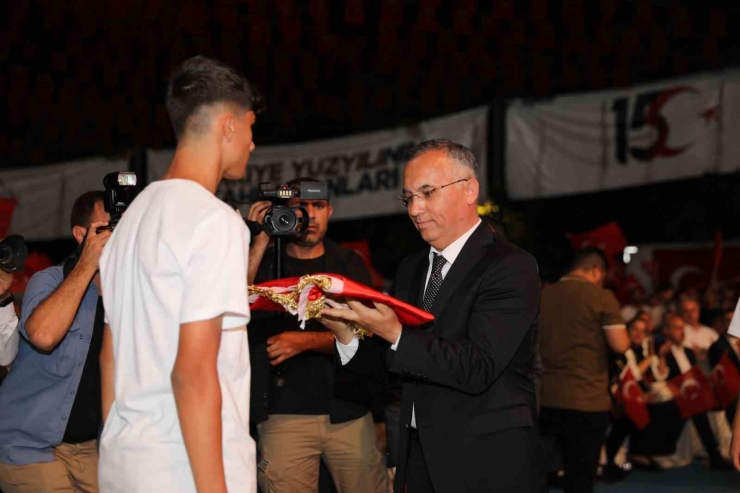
[255,181,329,236]
[0,235,27,273]
[96,171,137,233]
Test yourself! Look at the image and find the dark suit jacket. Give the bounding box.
[664,346,697,381]
[343,223,543,492]
[708,336,740,370]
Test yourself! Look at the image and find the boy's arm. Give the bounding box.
[100,323,115,422]
[171,316,227,493]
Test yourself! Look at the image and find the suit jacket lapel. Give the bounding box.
[429,223,493,321]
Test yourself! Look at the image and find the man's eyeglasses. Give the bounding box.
[399,179,469,208]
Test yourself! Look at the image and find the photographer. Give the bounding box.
[0,269,19,367]
[247,178,387,493]
[0,191,110,493]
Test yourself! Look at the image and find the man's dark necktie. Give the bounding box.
[422,253,447,312]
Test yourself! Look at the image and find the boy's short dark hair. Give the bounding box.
[70,191,105,230]
[165,56,264,139]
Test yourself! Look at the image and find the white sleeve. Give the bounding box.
[730,298,740,339]
[180,210,250,329]
[0,304,19,366]
[390,332,402,351]
[335,337,359,365]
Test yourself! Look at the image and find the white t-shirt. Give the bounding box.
[98,179,254,493]
[682,323,719,351]
[729,298,740,339]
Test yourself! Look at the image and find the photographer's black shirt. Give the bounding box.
[268,254,331,416]
[249,239,378,425]
[62,296,104,444]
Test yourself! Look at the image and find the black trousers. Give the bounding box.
[406,428,436,493]
[539,407,608,493]
[693,412,721,459]
[605,417,635,464]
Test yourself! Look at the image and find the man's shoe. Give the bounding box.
[600,462,632,483]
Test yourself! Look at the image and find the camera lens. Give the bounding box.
[267,208,297,234]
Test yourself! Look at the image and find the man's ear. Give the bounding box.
[223,113,236,143]
[327,204,334,219]
[465,178,480,205]
[72,225,87,245]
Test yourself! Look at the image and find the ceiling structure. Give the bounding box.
[3,1,738,168]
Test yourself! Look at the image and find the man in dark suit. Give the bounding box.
[321,139,543,493]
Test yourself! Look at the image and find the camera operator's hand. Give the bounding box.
[266,331,330,365]
[247,201,272,250]
[75,221,112,277]
[247,201,272,285]
[0,270,13,298]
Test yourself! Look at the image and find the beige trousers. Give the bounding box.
[0,440,98,493]
[257,412,388,493]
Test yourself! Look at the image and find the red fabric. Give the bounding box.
[0,198,18,238]
[667,366,719,419]
[615,367,650,430]
[567,222,628,267]
[10,252,53,294]
[711,352,740,409]
[340,240,386,290]
[250,273,434,326]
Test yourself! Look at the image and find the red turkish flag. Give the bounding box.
[667,366,719,419]
[615,367,650,430]
[711,352,740,408]
[248,273,434,328]
[567,222,628,267]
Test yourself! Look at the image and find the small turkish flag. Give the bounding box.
[711,352,740,409]
[668,366,719,419]
[615,367,650,430]
[248,273,434,329]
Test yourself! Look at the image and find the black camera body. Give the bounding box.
[97,171,137,233]
[0,235,27,273]
[258,182,329,236]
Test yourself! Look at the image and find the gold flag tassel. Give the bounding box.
[248,275,369,339]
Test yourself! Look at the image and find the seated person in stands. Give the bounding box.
[602,316,657,482]
[654,314,731,469]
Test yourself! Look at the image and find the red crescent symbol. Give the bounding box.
[646,86,698,158]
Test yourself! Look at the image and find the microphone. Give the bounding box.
[245,219,264,238]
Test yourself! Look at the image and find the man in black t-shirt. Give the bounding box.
[247,179,387,493]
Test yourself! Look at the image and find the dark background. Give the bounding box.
[4,0,740,280]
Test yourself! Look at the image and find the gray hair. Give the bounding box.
[405,139,479,179]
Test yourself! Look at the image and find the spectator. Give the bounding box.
[539,247,630,493]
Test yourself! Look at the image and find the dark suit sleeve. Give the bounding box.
[708,339,725,368]
[389,251,540,395]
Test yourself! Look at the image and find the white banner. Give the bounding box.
[2,157,129,240]
[148,107,488,221]
[506,70,740,199]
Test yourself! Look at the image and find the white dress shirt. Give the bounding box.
[682,323,719,351]
[336,219,482,428]
[0,304,19,367]
[728,297,740,339]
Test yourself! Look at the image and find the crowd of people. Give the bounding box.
[539,249,740,492]
[0,55,738,493]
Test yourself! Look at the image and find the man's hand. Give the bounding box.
[247,201,272,285]
[266,331,310,365]
[319,299,356,345]
[75,221,112,275]
[247,201,272,250]
[321,297,402,344]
